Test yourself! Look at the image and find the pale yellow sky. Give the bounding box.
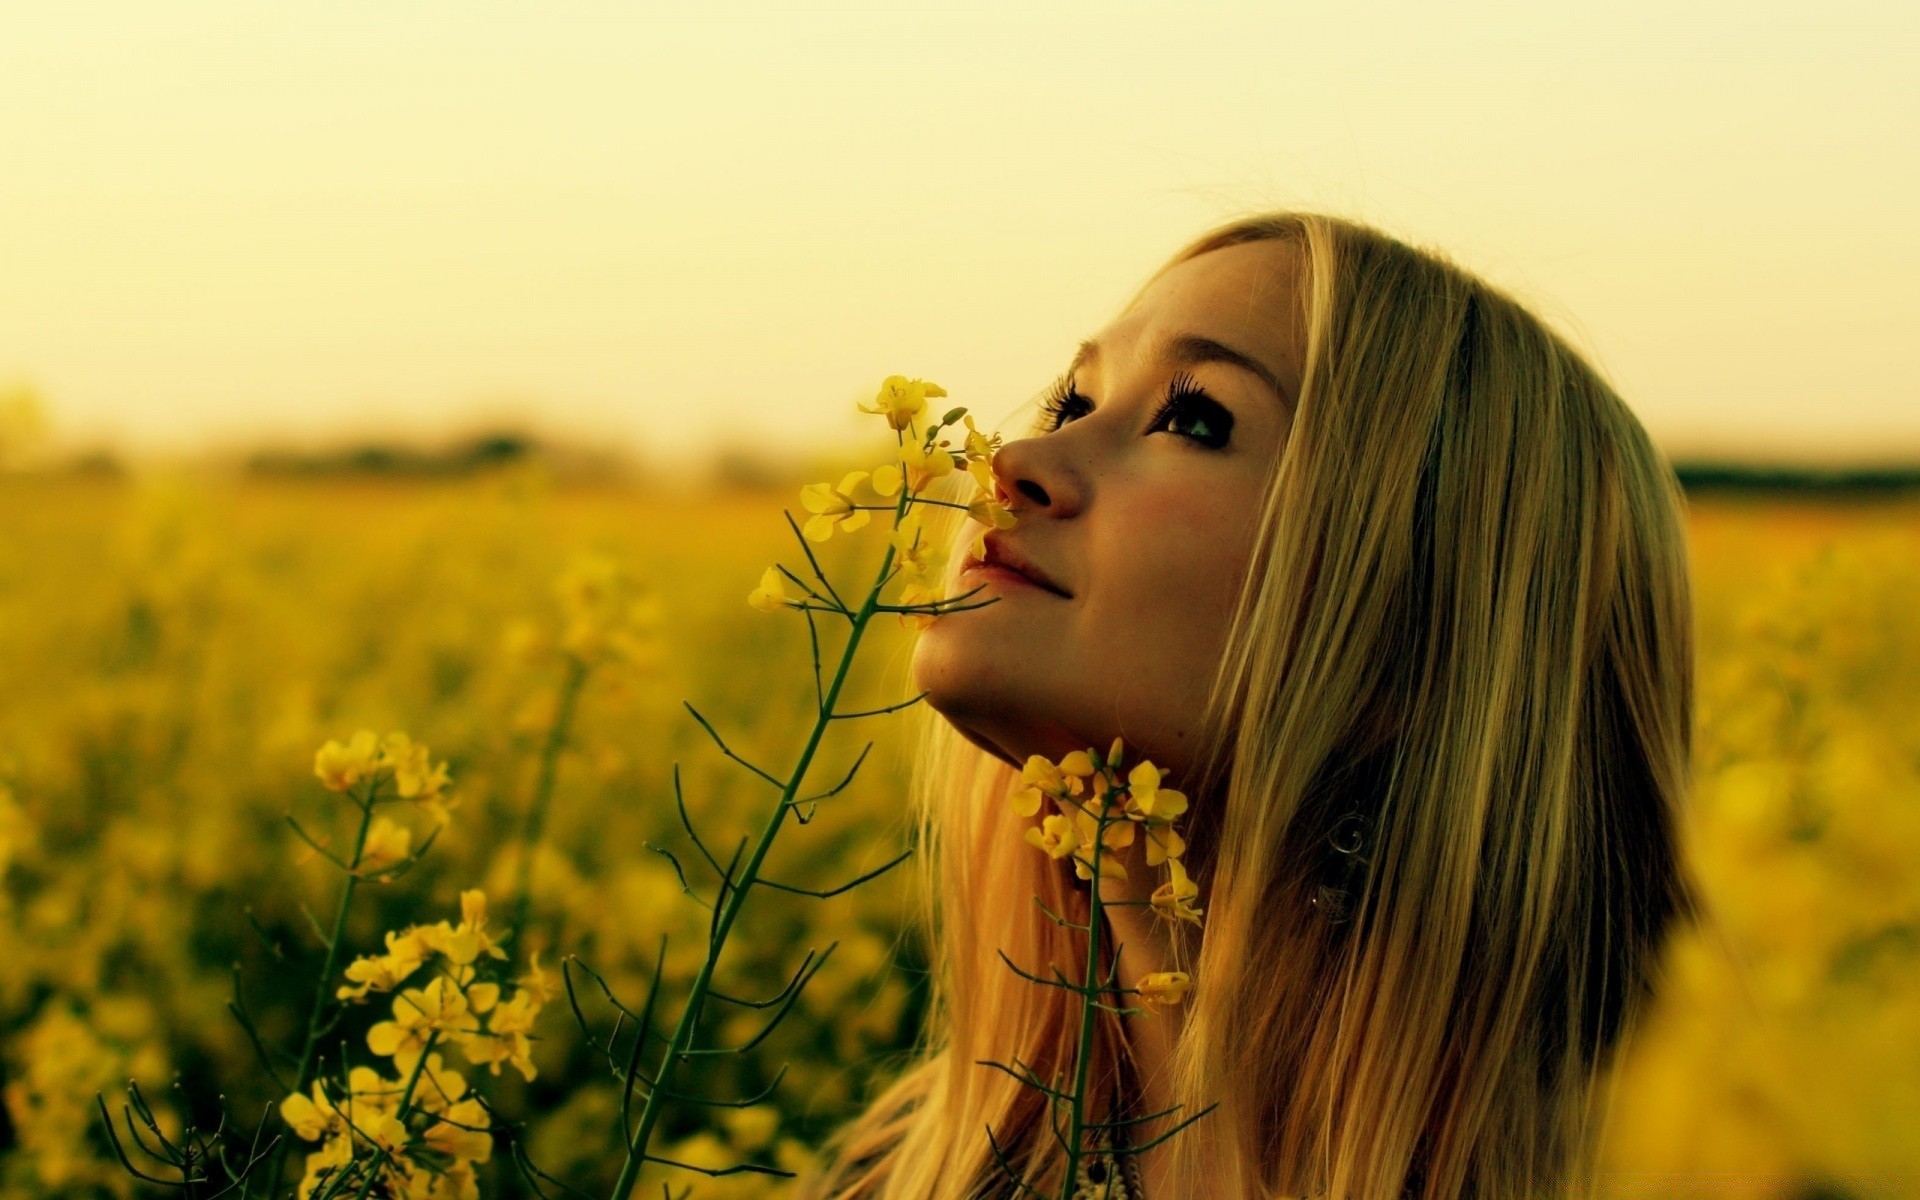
[3,1,1916,466]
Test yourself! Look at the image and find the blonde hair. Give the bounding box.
[794,212,1704,1199]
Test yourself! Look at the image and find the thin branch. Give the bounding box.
[794,741,874,806]
[975,1058,1072,1103]
[679,943,835,1058]
[772,562,845,614]
[829,691,930,720]
[780,509,848,611]
[756,846,913,899]
[227,967,294,1093]
[682,702,786,790]
[656,1063,789,1109]
[284,815,351,872]
[801,603,827,711]
[1113,1101,1220,1153]
[641,1153,794,1180]
[1033,896,1090,931]
[671,763,726,879]
[994,948,1082,993]
[708,837,748,947]
[710,948,819,1010]
[983,1124,1051,1200]
[1084,1102,1189,1131]
[643,843,713,911]
[241,905,287,961]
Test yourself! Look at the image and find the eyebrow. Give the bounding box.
[1069,333,1289,407]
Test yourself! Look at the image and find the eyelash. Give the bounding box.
[1036,370,1233,448]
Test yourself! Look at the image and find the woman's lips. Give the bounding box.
[960,536,1072,598]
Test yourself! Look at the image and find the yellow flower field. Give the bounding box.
[0,469,1915,1198]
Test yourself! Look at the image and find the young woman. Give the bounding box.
[795,212,1702,1200]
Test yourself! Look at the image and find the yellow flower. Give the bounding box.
[960,413,1001,463]
[368,976,481,1067]
[1011,752,1085,817]
[1144,823,1187,868]
[890,512,948,583]
[294,1130,355,1200]
[409,1051,471,1115]
[421,889,509,967]
[1024,814,1080,859]
[1150,858,1204,926]
[1125,761,1189,825]
[421,1097,494,1163]
[381,733,452,805]
[857,375,946,431]
[899,436,958,494]
[516,951,559,1007]
[280,1082,343,1142]
[314,730,381,792]
[748,566,791,613]
[338,926,433,1002]
[966,489,1017,531]
[870,462,904,497]
[1073,807,1136,856]
[800,470,876,541]
[357,816,412,875]
[1136,971,1193,1007]
[1058,750,1095,779]
[1072,843,1128,882]
[465,988,541,1081]
[344,1064,405,1117]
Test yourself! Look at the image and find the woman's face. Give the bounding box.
[912,238,1305,787]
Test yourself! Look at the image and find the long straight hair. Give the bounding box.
[794,212,1703,1199]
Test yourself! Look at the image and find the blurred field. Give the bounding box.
[1,469,1916,1199]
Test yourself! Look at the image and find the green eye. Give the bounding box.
[1150,372,1233,449]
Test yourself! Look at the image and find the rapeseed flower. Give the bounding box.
[1150,858,1204,927]
[960,413,1002,464]
[420,888,508,967]
[338,926,434,1002]
[900,436,959,494]
[857,375,946,430]
[966,489,1017,531]
[1124,761,1189,825]
[800,471,878,542]
[1135,971,1193,1007]
[279,1082,345,1143]
[465,986,541,1081]
[358,816,412,875]
[368,976,482,1068]
[748,566,792,613]
[314,730,381,792]
[1024,814,1081,859]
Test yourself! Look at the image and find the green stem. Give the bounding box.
[1061,803,1110,1200]
[509,652,591,950]
[605,486,916,1200]
[252,781,382,1200]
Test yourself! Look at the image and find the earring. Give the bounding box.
[1310,808,1372,924]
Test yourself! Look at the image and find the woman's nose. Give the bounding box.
[989,435,1083,519]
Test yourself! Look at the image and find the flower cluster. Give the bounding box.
[1011,738,1205,995]
[551,553,664,668]
[280,1052,489,1200]
[313,730,457,857]
[283,889,555,1199]
[747,374,1016,628]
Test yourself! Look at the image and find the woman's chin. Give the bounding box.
[911,625,1014,728]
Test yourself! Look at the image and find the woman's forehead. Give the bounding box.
[1095,240,1305,396]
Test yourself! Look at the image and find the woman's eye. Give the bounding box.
[1150,384,1233,449]
[1037,379,1091,432]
